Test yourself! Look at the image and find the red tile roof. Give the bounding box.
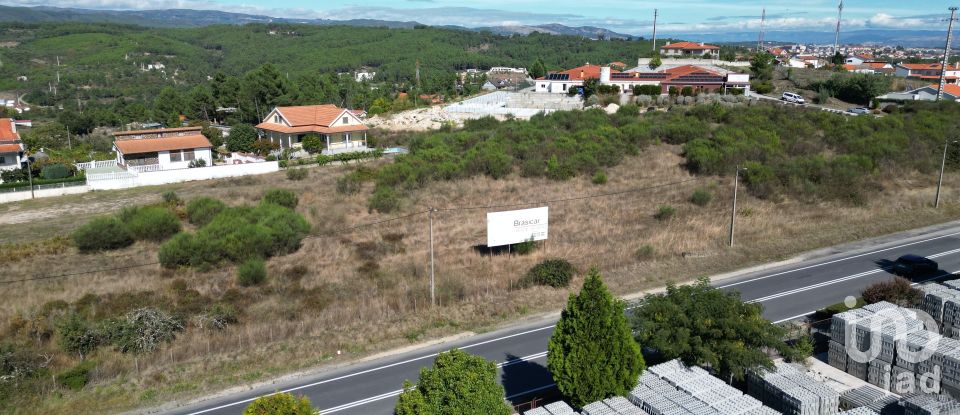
[663,65,722,77]
[927,84,960,97]
[0,118,19,141]
[258,105,369,134]
[114,135,212,155]
[538,64,619,81]
[662,41,720,50]
[843,64,859,71]
[0,143,22,153]
[114,126,202,137]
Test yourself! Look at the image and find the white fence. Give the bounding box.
[129,164,163,173]
[637,58,751,67]
[0,182,90,203]
[75,160,117,171]
[87,161,280,190]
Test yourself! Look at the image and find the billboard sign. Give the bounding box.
[487,207,548,247]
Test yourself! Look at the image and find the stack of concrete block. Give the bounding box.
[524,401,579,415]
[580,397,647,415]
[839,385,890,410]
[838,409,879,415]
[902,394,960,415]
[636,359,783,415]
[748,362,839,415]
[868,360,893,390]
[897,332,943,372]
[831,340,849,371]
[834,309,876,346]
[919,283,960,325]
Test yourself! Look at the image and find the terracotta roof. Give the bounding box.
[254,122,368,134]
[0,118,19,141]
[663,65,721,77]
[843,64,859,71]
[274,105,348,127]
[899,63,960,71]
[114,135,212,155]
[662,41,720,50]
[926,84,960,97]
[0,143,22,153]
[113,126,202,137]
[538,64,618,81]
[864,62,892,69]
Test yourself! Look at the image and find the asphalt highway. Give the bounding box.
[164,224,960,415]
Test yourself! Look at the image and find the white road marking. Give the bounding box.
[183,234,960,415]
[718,231,960,288]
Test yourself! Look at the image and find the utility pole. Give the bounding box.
[834,0,844,55]
[729,165,747,247]
[652,9,658,52]
[428,207,437,307]
[937,139,958,208]
[26,157,34,200]
[938,7,959,102]
[757,8,766,53]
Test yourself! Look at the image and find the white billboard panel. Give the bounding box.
[486,207,548,247]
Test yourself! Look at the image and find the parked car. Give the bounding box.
[847,107,870,115]
[781,92,805,104]
[891,254,939,278]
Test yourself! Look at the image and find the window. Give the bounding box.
[183,150,195,161]
[342,116,348,124]
[170,151,182,162]
[0,156,5,164]
[274,115,281,124]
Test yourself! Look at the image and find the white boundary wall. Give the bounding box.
[636,58,751,67]
[88,161,279,190]
[0,184,91,203]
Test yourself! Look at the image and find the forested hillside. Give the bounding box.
[0,22,655,125]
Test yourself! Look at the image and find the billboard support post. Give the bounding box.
[429,207,436,307]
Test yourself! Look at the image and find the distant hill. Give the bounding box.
[670,29,947,48]
[475,23,635,40]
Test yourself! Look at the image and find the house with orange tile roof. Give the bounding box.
[0,118,26,172]
[535,63,750,95]
[255,104,369,154]
[895,63,960,83]
[877,84,960,103]
[111,126,213,171]
[660,41,720,59]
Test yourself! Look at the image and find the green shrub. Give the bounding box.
[521,259,576,288]
[680,86,695,97]
[633,85,661,97]
[262,188,298,209]
[253,203,311,255]
[72,217,134,252]
[286,168,309,181]
[336,173,364,195]
[689,189,713,206]
[301,134,324,154]
[654,205,676,221]
[636,244,656,260]
[513,239,537,255]
[186,197,226,226]
[243,392,315,415]
[368,186,400,213]
[751,81,774,94]
[315,154,333,166]
[158,232,197,269]
[592,170,608,185]
[58,360,97,391]
[41,163,70,180]
[162,191,181,205]
[123,206,181,242]
[238,259,267,286]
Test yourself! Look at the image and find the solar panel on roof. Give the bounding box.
[546,73,570,80]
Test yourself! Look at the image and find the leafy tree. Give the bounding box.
[58,111,95,136]
[201,124,224,148]
[548,269,644,408]
[155,87,186,127]
[300,134,324,154]
[22,122,69,150]
[649,53,662,69]
[749,52,775,81]
[530,58,547,79]
[861,277,923,307]
[633,277,788,382]
[252,139,280,156]
[227,123,258,152]
[394,348,510,415]
[830,52,845,66]
[243,393,316,415]
[816,73,892,105]
[187,85,216,121]
[57,314,101,359]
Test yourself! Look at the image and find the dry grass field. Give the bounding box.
[4,144,960,414]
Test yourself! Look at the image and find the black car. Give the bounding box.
[891,254,939,277]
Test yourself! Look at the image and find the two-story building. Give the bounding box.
[0,118,25,172]
[660,41,721,59]
[112,126,213,171]
[895,63,960,83]
[255,105,369,154]
[536,64,750,95]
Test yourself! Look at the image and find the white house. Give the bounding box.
[355,71,376,82]
[877,84,960,102]
[0,118,25,172]
[895,63,960,83]
[112,126,213,171]
[660,41,721,59]
[536,63,749,95]
[255,104,369,154]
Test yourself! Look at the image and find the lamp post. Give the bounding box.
[936,139,958,208]
[728,165,747,247]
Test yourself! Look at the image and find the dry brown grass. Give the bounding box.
[4,145,960,414]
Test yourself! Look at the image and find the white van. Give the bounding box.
[781,92,805,105]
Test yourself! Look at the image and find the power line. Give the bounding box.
[0,261,160,285]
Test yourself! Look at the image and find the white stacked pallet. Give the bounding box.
[896,331,942,372]
[838,385,889,410]
[711,395,762,415]
[902,393,960,415]
[838,409,878,415]
[867,360,892,390]
[919,283,956,323]
[525,408,552,415]
[833,309,874,345]
[829,340,848,371]
[544,401,578,415]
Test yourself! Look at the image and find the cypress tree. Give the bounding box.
[548,268,645,408]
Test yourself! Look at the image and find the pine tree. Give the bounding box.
[548,269,645,408]
[394,348,511,415]
[530,58,547,79]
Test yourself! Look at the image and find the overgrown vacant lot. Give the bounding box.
[4,104,960,414]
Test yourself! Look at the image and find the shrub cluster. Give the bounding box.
[262,188,298,209]
[123,206,182,241]
[286,168,309,181]
[186,197,226,226]
[72,217,134,252]
[159,201,310,269]
[689,189,713,206]
[520,259,576,288]
[238,259,267,286]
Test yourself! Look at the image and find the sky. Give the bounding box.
[3,0,959,34]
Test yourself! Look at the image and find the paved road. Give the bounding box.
[164,223,960,415]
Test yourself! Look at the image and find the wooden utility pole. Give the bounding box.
[428,208,437,307]
[652,9,658,52]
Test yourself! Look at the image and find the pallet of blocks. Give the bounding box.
[838,409,879,415]
[747,362,839,415]
[634,359,781,415]
[830,340,848,371]
[579,396,648,415]
[868,360,893,390]
[839,385,891,410]
[902,394,960,415]
[523,401,578,415]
